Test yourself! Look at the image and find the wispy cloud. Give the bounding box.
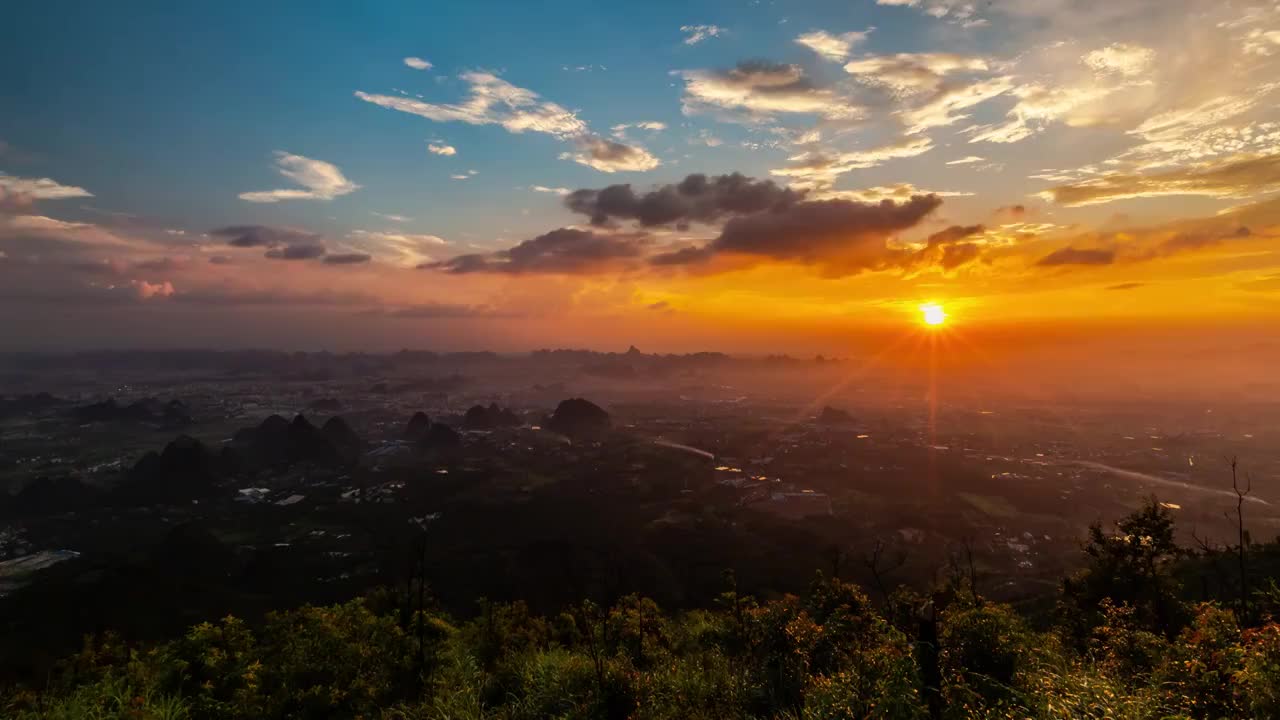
[0,174,93,200]
[238,152,360,203]
[795,29,873,61]
[680,24,724,45]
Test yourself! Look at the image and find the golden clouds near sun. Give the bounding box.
[920,303,947,327]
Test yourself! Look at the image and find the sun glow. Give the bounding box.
[920,303,947,327]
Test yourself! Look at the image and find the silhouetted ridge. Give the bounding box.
[462,403,521,430]
[403,412,431,442]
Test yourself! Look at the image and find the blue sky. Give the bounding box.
[2,1,1279,351]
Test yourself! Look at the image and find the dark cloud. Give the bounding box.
[926,224,985,247]
[424,228,648,274]
[265,243,327,261]
[994,204,1027,219]
[919,224,987,270]
[654,195,943,275]
[209,225,320,249]
[1144,226,1250,258]
[1036,247,1116,267]
[1107,282,1145,290]
[565,172,805,227]
[208,255,234,265]
[322,252,373,265]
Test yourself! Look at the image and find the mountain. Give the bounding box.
[546,398,611,438]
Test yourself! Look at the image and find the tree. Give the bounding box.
[1060,497,1186,636]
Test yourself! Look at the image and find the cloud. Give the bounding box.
[559,136,661,173]
[610,121,667,140]
[565,172,805,227]
[820,183,972,203]
[346,229,446,267]
[424,227,650,274]
[210,225,321,248]
[0,174,93,200]
[264,243,327,261]
[899,76,1015,134]
[428,143,457,156]
[1039,152,1280,206]
[875,0,986,27]
[238,151,360,203]
[771,135,934,188]
[322,252,373,265]
[1083,43,1155,77]
[0,186,35,213]
[132,279,175,299]
[675,61,860,121]
[843,53,990,96]
[532,185,571,195]
[651,194,944,276]
[1036,247,1116,266]
[371,211,412,222]
[795,29,873,61]
[680,24,724,45]
[946,155,985,165]
[404,57,432,70]
[1106,282,1146,290]
[355,71,588,139]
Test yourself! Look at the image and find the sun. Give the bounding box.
[919,303,947,327]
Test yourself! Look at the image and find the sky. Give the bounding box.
[2,0,1279,354]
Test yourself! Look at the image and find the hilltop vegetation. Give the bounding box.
[9,499,1280,719]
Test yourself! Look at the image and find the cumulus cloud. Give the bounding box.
[0,174,93,201]
[355,72,588,139]
[795,29,873,61]
[424,228,650,274]
[428,143,457,156]
[651,194,944,275]
[238,151,360,203]
[404,57,432,70]
[559,136,662,173]
[565,172,804,227]
[676,61,859,121]
[680,24,724,45]
[1038,152,1280,206]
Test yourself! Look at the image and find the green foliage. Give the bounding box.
[1061,497,1186,638]
[18,503,1280,720]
